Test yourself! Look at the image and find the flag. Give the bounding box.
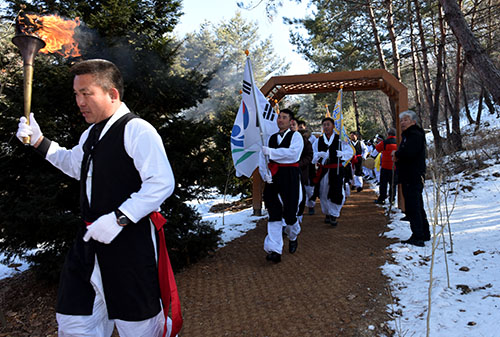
[332,88,344,138]
[231,57,279,177]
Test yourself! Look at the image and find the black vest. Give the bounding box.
[58,113,161,320]
[269,130,294,151]
[80,113,141,222]
[352,140,362,155]
[317,134,340,165]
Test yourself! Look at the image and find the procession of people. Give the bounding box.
[14,58,428,336]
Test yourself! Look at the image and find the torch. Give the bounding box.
[11,13,81,144]
[12,33,46,144]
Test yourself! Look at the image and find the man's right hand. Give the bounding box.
[263,171,273,184]
[16,113,43,146]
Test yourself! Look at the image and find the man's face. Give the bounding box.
[400,115,416,131]
[290,119,298,131]
[350,132,358,141]
[277,112,291,131]
[74,74,115,124]
[298,123,306,131]
[322,120,333,136]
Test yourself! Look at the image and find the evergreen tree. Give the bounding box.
[174,12,289,196]
[0,0,221,279]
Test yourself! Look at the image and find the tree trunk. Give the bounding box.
[483,90,497,115]
[414,0,434,113]
[352,91,361,133]
[377,108,389,132]
[439,0,500,105]
[367,0,396,127]
[385,0,401,129]
[414,0,442,153]
[474,87,484,133]
[367,0,387,70]
[430,3,446,155]
[462,79,475,124]
[385,0,401,81]
[408,0,423,122]
[441,4,462,151]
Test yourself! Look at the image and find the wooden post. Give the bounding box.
[252,169,263,216]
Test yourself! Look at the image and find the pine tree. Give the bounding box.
[0,0,221,279]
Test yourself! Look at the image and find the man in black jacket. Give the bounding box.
[392,110,431,247]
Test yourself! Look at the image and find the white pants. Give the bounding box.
[319,173,345,218]
[57,258,173,337]
[353,175,363,188]
[265,220,301,254]
[305,185,316,208]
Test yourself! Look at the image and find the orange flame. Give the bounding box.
[18,14,81,57]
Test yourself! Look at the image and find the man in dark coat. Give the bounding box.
[392,110,431,247]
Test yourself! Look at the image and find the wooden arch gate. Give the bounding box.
[251,68,409,214]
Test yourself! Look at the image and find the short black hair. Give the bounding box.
[71,59,124,99]
[321,117,334,125]
[280,108,294,119]
[297,120,306,126]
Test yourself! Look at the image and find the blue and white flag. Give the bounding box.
[231,57,278,177]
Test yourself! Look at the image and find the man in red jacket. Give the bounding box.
[374,128,398,204]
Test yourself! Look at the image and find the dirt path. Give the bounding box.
[176,185,396,336]
[0,184,396,337]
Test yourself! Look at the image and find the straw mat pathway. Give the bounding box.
[176,184,396,336]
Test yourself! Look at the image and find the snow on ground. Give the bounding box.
[377,161,500,336]
[0,253,30,279]
[186,193,267,247]
[378,106,500,336]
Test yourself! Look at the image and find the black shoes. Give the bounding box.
[374,199,385,205]
[324,215,338,227]
[266,252,281,263]
[356,187,363,192]
[289,240,298,254]
[308,207,315,215]
[401,237,425,247]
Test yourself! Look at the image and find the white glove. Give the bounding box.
[318,151,328,159]
[262,146,271,156]
[336,150,347,158]
[263,171,273,184]
[83,212,123,244]
[16,113,43,146]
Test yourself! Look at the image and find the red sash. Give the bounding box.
[351,154,362,165]
[85,213,183,337]
[267,162,299,176]
[150,212,183,337]
[312,163,339,184]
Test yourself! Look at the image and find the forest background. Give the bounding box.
[0,0,499,280]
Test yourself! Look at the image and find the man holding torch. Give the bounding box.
[16,59,177,337]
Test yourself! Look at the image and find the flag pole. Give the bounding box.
[245,50,270,172]
[337,86,344,174]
